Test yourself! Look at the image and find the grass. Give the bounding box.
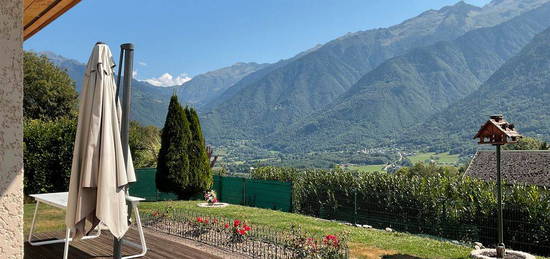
[24,200,550,259]
[346,164,386,173]
[139,201,471,259]
[408,152,460,165]
[24,203,65,235]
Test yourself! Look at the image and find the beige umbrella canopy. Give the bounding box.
[66,43,136,239]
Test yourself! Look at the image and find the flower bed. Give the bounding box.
[141,208,348,259]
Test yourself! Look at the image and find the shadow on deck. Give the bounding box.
[25,228,224,259]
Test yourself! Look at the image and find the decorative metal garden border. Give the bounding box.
[140,208,348,259]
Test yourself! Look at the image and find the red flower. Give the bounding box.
[204,218,209,224]
[224,223,230,229]
[213,198,218,203]
[243,224,251,231]
[233,219,241,227]
[213,218,218,224]
[197,217,204,223]
[323,235,339,247]
[237,229,247,235]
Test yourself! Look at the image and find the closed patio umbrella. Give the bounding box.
[65,43,136,240]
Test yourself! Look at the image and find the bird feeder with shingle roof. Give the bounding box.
[473,114,522,258]
[474,115,521,145]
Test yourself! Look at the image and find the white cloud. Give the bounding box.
[143,73,192,87]
[132,70,138,77]
[138,61,147,66]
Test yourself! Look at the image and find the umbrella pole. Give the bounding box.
[114,43,134,259]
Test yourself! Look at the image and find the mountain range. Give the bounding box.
[266,1,550,153]
[399,25,550,154]
[44,0,550,160]
[201,0,550,147]
[41,51,266,126]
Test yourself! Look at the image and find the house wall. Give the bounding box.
[0,0,24,258]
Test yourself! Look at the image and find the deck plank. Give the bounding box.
[25,228,223,259]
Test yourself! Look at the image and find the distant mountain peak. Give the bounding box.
[442,1,479,12]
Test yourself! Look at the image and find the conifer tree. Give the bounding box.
[185,106,213,193]
[156,95,193,199]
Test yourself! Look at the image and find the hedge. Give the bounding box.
[251,166,550,255]
[23,118,76,195]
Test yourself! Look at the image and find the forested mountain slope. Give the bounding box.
[268,2,550,152]
[202,0,550,145]
[398,26,550,154]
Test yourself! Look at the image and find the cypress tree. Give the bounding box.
[185,106,213,193]
[156,95,194,199]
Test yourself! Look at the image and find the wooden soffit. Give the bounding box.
[23,0,81,40]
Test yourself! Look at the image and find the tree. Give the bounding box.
[129,121,161,168]
[184,106,212,193]
[156,95,196,199]
[23,52,77,121]
[503,136,549,150]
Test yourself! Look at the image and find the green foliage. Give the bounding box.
[251,166,299,182]
[23,52,79,195]
[395,162,459,178]
[23,118,77,194]
[206,4,550,154]
[503,136,549,150]
[401,25,550,155]
[156,95,192,199]
[252,166,550,255]
[23,52,77,121]
[129,121,161,168]
[156,96,213,199]
[184,106,212,192]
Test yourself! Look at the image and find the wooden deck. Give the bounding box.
[25,228,225,259]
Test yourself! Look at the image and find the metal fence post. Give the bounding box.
[354,188,358,225]
[242,177,246,206]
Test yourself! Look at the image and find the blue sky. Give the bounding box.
[24,0,490,86]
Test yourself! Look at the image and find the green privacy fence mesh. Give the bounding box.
[129,168,178,201]
[212,176,293,212]
[130,168,293,212]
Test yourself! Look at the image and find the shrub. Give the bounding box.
[23,118,77,194]
[129,121,161,168]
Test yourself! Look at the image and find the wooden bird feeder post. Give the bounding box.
[473,114,522,258]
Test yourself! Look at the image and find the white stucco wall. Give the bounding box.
[0,0,24,258]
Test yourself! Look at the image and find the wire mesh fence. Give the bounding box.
[299,187,550,256]
[140,208,348,259]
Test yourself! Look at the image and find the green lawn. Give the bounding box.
[346,164,386,173]
[24,201,549,259]
[408,152,460,165]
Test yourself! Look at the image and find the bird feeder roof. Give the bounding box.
[473,115,521,144]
